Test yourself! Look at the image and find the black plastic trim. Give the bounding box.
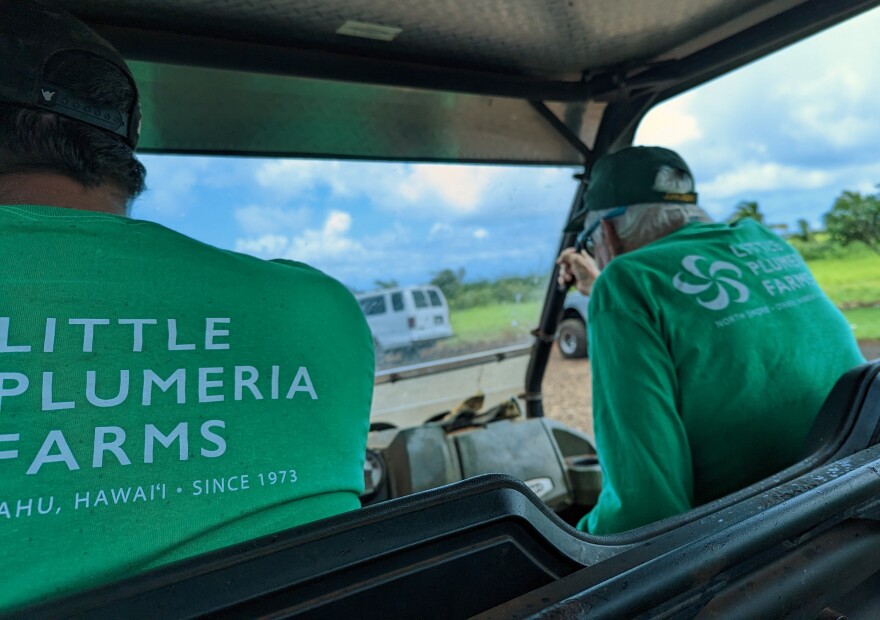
[650,0,880,106]
[18,475,589,619]
[483,444,880,618]
[91,24,596,103]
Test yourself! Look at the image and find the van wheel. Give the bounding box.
[558,319,587,359]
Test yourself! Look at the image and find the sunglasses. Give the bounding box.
[575,207,626,257]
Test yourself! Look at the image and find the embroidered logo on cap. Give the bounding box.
[653,166,694,194]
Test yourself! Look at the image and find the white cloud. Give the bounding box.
[289,210,364,262]
[235,234,289,256]
[786,104,876,149]
[137,156,213,217]
[234,204,310,236]
[635,93,701,147]
[429,222,490,242]
[233,205,543,287]
[854,179,880,194]
[235,210,365,264]
[399,165,495,213]
[252,159,573,222]
[255,160,350,196]
[781,66,867,103]
[633,6,880,229]
[429,222,453,239]
[228,160,581,287]
[771,65,878,149]
[701,162,832,199]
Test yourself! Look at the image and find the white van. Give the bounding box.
[356,285,454,352]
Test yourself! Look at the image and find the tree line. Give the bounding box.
[370,270,546,310]
[371,185,879,310]
[429,269,546,310]
[728,186,880,255]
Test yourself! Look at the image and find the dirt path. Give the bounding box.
[541,340,880,437]
[861,340,880,361]
[542,347,593,436]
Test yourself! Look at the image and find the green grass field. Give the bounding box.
[802,244,880,308]
[446,300,541,345]
[805,243,880,340]
[439,240,880,347]
[841,307,880,340]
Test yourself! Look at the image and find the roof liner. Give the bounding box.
[57,0,880,162]
[58,0,807,80]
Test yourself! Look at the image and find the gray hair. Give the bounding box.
[586,202,712,252]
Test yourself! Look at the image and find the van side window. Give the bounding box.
[428,290,442,307]
[412,290,428,308]
[392,292,404,312]
[359,295,387,316]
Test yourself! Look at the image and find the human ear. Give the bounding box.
[601,219,625,259]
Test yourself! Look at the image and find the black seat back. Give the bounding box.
[21,475,593,619]
[801,360,880,460]
[21,363,880,619]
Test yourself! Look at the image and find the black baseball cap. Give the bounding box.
[0,0,141,149]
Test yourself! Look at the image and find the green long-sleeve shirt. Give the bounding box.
[580,220,864,535]
[0,204,374,610]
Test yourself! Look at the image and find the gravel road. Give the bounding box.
[542,347,593,436]
[541,340,880,437]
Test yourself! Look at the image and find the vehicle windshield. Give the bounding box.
[130,4,880,432]
[133,157,580,371]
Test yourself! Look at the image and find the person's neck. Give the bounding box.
[0,172,128,216]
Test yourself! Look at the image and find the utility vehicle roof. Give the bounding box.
[62,0,879,163]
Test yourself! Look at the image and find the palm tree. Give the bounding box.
[795,218,812,242]
[728,200,764,224]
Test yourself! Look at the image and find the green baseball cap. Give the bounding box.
[565,146,698,232]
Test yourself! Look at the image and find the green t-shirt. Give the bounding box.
[0,205,374,610]
[580,219,864,535]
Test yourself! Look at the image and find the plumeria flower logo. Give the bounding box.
[672,255,750,311]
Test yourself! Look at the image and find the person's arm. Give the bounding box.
[580,308,694,535]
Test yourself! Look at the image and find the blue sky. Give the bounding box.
[636,6,880,227]
[134,7,880,290]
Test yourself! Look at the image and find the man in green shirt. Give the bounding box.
[0,1,373,610]
[557,146,865,535]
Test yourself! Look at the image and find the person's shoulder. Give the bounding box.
[266,258,356,297]
[129,217,351,290]
[643,221,732,248]
[597,236,664,282]
[218,250,354,301]
[589,222,719,309]
[729,218,785,240]
[589,253,643,309]
[620,221,761,263]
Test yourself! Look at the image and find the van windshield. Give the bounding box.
[135,157,580,371]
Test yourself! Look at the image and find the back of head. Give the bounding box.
[584,146,698,213]
[0,0,145,199]
[570,145,711,252]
